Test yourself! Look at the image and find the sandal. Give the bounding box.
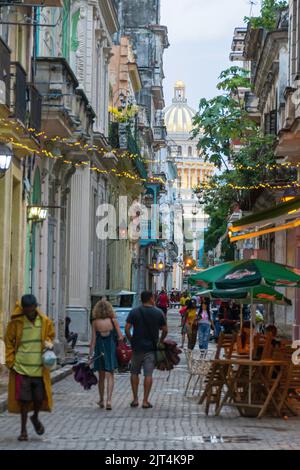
[106,403,112,410]
[18,433,28,442]
[30,416,45,435]
[142,403,153,409]
[130,401,139,408]
[97,401,104,409]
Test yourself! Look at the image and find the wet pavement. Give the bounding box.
[0,309,300,450]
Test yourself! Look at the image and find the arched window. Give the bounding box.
[188,146,193,157]
[178,146,182,156]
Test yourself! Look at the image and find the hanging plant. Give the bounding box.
[109,105,139,123]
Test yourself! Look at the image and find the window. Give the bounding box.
[178,146,182,156]
[188,146,193,157]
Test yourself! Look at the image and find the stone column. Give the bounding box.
[66,166,91,342]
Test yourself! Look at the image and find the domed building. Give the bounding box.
[164,81,214,282]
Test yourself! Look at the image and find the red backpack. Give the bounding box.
[116,341,132,366]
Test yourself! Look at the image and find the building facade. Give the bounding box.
[113,0,175,295]
[227,6,300,339]
[164,81,214,286]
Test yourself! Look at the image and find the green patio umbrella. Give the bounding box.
[189,259,300,290]
[197,285,292,306]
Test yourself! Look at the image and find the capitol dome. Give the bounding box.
[164,81,196,134]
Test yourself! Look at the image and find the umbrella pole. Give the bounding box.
[249,288,254,405]
[240,303,243,332]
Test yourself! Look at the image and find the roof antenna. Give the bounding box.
[249,0,258,17]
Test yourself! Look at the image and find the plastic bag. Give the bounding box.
[42,349,57,369]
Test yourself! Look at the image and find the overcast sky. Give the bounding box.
[161,0,260,111]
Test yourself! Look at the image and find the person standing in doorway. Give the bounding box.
[125,291,168,409]
[198,298,213,351]
[5,294,55,441]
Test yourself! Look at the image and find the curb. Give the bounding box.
[0,365,73,413]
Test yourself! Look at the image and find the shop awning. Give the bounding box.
[229,197,300,242]
[231,197,300,232]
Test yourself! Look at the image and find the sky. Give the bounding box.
[161,0,261,111]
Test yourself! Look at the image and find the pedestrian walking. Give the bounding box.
[179,299,189,348]
[4,294,55,442]
[125,291,168,409]
[198,298,213,351]
[65,316,78,349]
[156,288,169,317]
[89,300,123,410]
[182,299,198,350]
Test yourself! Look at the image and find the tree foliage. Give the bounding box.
[192,66,283,261]
[244,0,288,31]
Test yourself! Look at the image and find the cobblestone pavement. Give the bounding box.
[1,309,300,450]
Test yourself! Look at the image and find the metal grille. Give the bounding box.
[0,37,10,107]
[14,62,27,123]
[28,84,42,132]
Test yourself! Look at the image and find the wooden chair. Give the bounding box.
[215,332,237,360]
[272,345,300,416]
[252,332,274,360]
[199,333,237,414]
[183,349,213,397]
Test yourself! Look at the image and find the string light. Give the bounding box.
[195,181,300,191]
[0,135,165,186]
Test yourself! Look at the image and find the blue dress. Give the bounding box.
[93,331,118,372]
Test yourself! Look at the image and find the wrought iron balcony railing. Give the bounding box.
[11,62,27,124]
[0,37,10,108]
[28,84,42,132]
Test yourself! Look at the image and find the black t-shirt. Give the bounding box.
[126,305,166,353]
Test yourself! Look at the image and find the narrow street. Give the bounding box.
[1,309,300,451]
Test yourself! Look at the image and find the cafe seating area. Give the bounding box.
[184,332,300,419]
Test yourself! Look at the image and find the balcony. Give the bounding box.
[108,122,148,177]
[127,132,148,179]
[0,37,10,116]
[35,57,80,138]
[151,66,165,109]
[28,84,42,132]
[244,91,260,124]
[10,62,27,124]
[153,125,167,148]
[14,0,64,5]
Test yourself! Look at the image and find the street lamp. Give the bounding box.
[0,143,12,178]
[158,260,164,270]
[27,206,48,223]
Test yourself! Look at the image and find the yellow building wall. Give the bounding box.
[0,160,25,351]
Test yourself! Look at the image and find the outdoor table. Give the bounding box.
[212,359,290,419]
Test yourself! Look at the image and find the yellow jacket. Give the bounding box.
[5,302,55,414]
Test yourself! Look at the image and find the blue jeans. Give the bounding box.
[198,322,211,350]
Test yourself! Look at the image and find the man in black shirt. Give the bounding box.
[125,291,168,409]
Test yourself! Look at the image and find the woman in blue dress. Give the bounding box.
[89,300,123,410]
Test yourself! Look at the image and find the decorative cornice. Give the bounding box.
[100,0,119,36]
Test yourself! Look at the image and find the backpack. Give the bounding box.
[116,341,132,366]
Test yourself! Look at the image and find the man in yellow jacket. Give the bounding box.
[5,294,55,441]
